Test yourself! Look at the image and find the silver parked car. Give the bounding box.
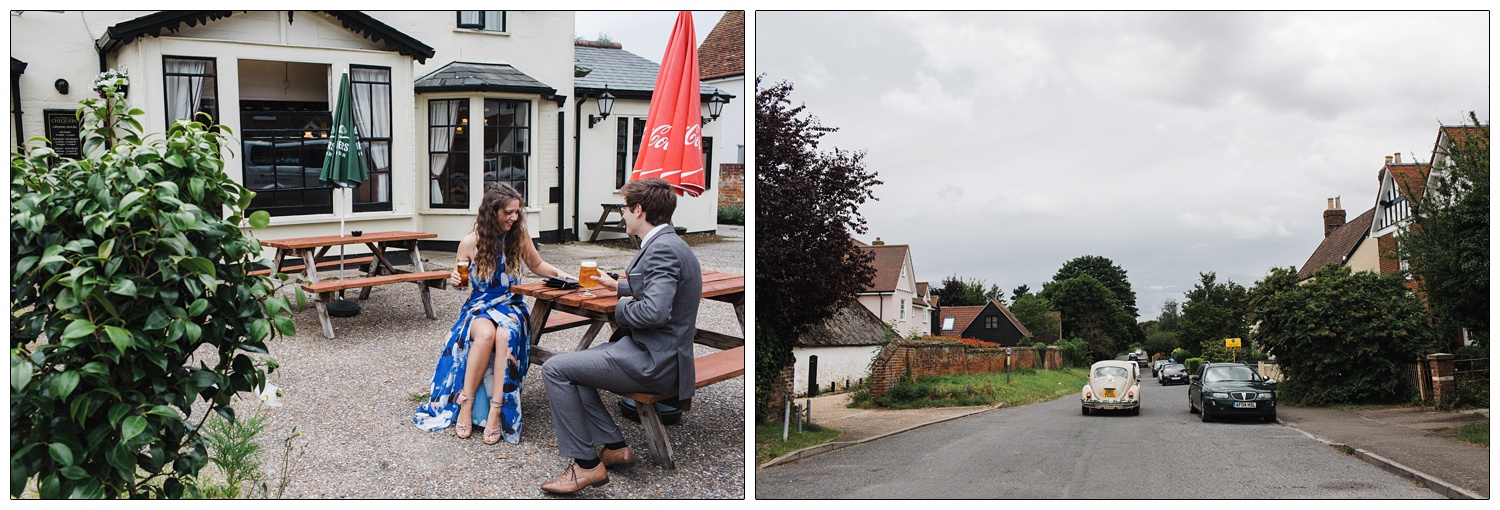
[1082,360,1142,416]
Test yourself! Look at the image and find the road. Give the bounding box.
[755,370,1441,499]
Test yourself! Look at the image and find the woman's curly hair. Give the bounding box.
[472,183,527,281]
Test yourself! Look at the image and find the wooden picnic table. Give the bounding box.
[511,270,746,364]
[511,269,745,469]
[258,230,447,339]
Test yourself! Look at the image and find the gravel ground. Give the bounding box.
[238,225,746,499]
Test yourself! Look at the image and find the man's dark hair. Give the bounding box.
[621,178,676,226]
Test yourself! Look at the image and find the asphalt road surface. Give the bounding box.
[755,373,1441,499]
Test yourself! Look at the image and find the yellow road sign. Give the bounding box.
[1225,338,1242,349]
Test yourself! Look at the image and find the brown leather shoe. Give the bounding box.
[601,446,636,469]
[540,460,608,495]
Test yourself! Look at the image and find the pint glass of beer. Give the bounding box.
[455,258,471,290]
[579,260,599,297]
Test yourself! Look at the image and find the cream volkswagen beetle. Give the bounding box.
[1081,360,1141,416]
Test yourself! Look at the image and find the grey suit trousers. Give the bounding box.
[542,346,662,460]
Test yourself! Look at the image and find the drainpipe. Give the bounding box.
[556,110,564,242]
[572,96,585,241]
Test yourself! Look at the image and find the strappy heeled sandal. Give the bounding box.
[482,399,506,445]
[455,390,476,439]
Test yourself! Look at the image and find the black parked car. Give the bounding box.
[1158,363,1188,385]
[1188,362,1277,422]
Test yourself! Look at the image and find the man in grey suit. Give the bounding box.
[540,178,702,495]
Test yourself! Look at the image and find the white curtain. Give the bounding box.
[165,59,209,122]
[351,68,391,203]
[428,100,460,205]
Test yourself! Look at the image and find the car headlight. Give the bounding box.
[1211,392,1229,399]
[1258,392,1274,400]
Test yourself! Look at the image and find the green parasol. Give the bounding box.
[319,72,368,315]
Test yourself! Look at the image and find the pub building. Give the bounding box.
[10,11,735,254]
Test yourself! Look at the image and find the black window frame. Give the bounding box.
[240,101,335,217]
[482,98,531,203]
[457,11,506,32]
[350,65,393,213]
[162,55,219,128]
[615,116,647,189]
[428,98,471,209]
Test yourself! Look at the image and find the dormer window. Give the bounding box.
[942,317,955,331]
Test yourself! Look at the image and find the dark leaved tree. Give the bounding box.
[1044,275,1123,361]
[754,77,880,422]
[934,274,1005,307]
[1048,255,1143,346]
[1400,112,1488,350]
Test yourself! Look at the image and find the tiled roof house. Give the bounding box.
[937,300,1034,347]
[853,237,928,338]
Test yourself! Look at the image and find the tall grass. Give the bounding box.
[850,367,1089,410]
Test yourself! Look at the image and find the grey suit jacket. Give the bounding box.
[602,226,702,399]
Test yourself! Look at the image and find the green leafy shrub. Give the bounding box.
[717,204,744,225]
[10,75,295,498]
[1170,347,1193,363]
[1250,265,1435,405]
[1183,358,1204,377]
[1054,337,1090,368]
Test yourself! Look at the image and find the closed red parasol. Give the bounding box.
[631,11,704,196]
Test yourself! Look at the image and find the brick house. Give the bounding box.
[937,299,1034,347]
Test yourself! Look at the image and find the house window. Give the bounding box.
[985,316,999,329]
[483,98,530,201]
[616,116,646,188]
[428,98,470,208]
[457,11,506,32]
[899,299,906,321]
[941,317,955,331]
[350,66,391,213]
[241,101,333,216]
[164,56,218,127]
[703,135,714,190]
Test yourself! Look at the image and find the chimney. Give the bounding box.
[872,237,885,246]
[1393,153,1401,164]
[1323,196,1345,238]
[1385,155,1394,165]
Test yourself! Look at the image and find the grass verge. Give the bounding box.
[754,422,842,466]
[1454,423,1488,447]
[850,367,1089,410]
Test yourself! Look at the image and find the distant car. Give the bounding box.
[1158,363,1188,385]
[1188,362,1277,422]
[1082,360,1141,416]
[1152,360,1169,376]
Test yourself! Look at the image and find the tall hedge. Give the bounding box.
[11,74,293,498]
[1250,265,1435,405]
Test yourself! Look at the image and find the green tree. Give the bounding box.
[935,274,1005,307]
[1143,331,1180,358]
[1012,284,1032,300]
[1010,293,1059,343]
[1400,112,1488,349]
[754,77,880,422]
[11,74,291,498]
[1178,272,1249,362]
[1045,275,1123,361]
[1048,255,1143,346]
[1155,299,1181,333]
[1250,265,1436,405]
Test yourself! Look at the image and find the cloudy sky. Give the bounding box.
[756,11,1488,320]
[575,11,725,64]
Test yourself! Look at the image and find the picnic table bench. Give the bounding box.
[512,270,745,469]
[584,203,687,248]
[258,231,449,339]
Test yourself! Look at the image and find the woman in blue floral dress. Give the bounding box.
[413,184,572,444]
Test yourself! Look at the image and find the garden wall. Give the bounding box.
[869,338,1051,396]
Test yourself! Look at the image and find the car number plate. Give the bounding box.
[1103,388,1116,398]
[1233,402,1257,409]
